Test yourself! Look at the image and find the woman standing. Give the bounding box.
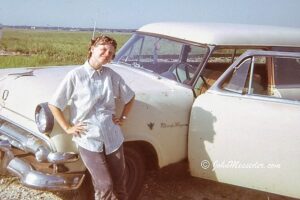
[49,35,135,200]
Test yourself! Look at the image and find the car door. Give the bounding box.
[188,50,300,199]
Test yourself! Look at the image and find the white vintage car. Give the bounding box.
[1,22,300,199]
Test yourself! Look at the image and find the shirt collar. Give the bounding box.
[83,60,104,78]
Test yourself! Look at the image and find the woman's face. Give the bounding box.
[90,43,116,65]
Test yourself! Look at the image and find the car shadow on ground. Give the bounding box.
[139,160,298,200]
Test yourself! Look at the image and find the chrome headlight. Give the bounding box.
[35,103,54,133]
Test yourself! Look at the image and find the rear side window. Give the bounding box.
[274,58,300,88]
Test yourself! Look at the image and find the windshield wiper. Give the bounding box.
[115,61,132,67]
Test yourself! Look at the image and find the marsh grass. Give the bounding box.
[0,28,131,68]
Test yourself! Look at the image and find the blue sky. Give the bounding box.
[0,0,299,29]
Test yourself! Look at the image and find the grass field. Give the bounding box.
[0,28,131,68]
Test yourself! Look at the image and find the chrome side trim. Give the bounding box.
[207,89,300,106]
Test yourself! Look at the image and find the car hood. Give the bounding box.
[0,63,190,121]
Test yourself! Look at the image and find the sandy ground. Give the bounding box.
[0,161,298,200]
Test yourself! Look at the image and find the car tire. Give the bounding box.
[124,146,146,200]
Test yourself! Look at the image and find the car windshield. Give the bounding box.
[114,34,209,83]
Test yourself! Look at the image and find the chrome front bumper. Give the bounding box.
[0,140,85,190]
[8,157,84,190]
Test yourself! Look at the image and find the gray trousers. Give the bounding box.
[79,145,128,200]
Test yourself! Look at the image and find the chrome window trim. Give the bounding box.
[247,56,255,95]
[208,89,300,106]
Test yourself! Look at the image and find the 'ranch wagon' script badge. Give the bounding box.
[161,122,188,128]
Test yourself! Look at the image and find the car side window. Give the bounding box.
[197,48,262,95]
[243,56,268,95]
[223,54,300,101]
[274,57,300,87]
[223,58,252,93]
[270,57,300,101]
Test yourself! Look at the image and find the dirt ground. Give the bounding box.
[0,161,298,200]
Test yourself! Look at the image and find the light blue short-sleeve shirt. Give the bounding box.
[49,61,135,154]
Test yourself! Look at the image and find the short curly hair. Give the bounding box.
[87,35,117,59]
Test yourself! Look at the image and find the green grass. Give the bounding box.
[0,28,131,68]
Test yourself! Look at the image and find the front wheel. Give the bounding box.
[124,146,146,200]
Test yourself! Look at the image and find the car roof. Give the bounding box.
[137,22,300,47]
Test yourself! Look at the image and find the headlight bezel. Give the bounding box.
[35,102,54,133]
